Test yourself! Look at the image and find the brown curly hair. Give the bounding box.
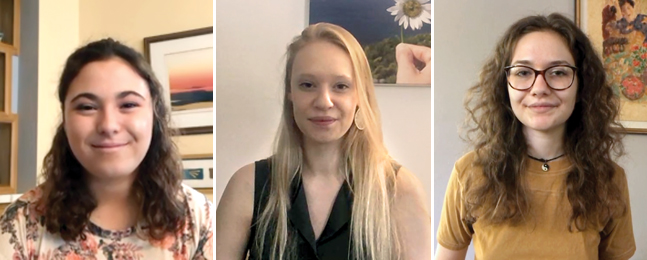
[462,13,626,231]
[36,38,187,241]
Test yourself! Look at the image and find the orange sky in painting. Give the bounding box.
[169,69,213,93]
[165,47,213,94]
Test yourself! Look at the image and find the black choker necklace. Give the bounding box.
[528,154,565,172]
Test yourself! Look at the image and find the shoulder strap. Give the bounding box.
[246,158,272,253]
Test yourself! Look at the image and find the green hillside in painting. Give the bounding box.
[365,33,431,84]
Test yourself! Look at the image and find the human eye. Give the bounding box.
[75,103,97,112]
[120,102,140,110]
[334,83,351,90]
[511,67,533,77]
[299,82,314,89]
[548,67,572,77]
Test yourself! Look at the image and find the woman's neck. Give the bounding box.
[302,139,343,178]
[523,126,565,159]
[88,173,137,204]
[87,173,139,230]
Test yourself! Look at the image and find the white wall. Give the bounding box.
[215,0,432,210]
[215,0,305,204]
[434,1,645,259]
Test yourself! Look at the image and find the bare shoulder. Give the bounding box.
[215,162,257,259]
[216,163,256,227]
[228,163,256,193]
[218,163,255,209]
[395,167,429,212]
[393,166,432,259]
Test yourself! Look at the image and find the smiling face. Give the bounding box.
[289,40,358,145]
[507,30,578,135]
[63,57,154,180]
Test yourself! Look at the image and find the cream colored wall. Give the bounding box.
[36,0,80,178]
[79,0,214,157]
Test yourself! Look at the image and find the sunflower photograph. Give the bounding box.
[308,0,431,85]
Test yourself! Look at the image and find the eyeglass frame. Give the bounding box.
[503,64,578,91]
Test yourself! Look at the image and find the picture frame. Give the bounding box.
[181,154,213,188]
[144,27,213,135]
[578,0,647,134]
[307,0,431,87]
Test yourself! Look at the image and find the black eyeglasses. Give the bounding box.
[504,64,578,91]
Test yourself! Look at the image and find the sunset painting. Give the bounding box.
[164,47,213,111]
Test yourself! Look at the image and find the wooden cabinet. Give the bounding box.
[0,0,19,53]
[0,0,19,194]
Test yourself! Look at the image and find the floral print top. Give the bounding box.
[0,184,213,260]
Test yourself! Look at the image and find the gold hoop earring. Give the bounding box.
[354,109,365,130]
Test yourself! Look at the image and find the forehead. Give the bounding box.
[66,58,150,100]
[511,31,575,65]
[291,40,354,79]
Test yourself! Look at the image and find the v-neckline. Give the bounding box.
[287,176,353,253]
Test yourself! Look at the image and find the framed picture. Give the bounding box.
[307,0,431,87]
[579,0,647,133]
[144,27,213,135]
[181,154,213,188]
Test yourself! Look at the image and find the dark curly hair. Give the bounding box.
[462,13,626,231]
[36,38,187,241]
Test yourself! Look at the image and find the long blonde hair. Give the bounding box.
[253,23,401,260]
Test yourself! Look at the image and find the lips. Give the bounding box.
[309,116,336,126]
[91,143,127,149]
[527,102,558,112]
[528,101,558,107]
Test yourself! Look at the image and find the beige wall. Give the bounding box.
[79,0,213,53]
[36,0,80,179]
[79,0,214,157]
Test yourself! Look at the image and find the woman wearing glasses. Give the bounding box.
[435,14,635,259]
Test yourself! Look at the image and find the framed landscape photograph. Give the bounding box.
[144,27,213,135]
[579,0,647,133]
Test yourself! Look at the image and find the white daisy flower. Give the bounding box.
[387,0,432,30]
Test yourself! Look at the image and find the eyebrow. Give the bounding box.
[69,90,146,103]
[295,73,353,82]
[512,60,573,66]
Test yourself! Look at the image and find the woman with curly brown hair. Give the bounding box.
[435,13,635,259]
[0,39,212,259]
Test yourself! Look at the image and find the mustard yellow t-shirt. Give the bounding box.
[437,151,635,260]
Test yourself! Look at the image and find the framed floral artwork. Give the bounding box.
[579,0,647,133]
[181,154,213,188]
[307,0,431,86]
[144,27,213,135]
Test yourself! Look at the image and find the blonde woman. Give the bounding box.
[216,23,431,260]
